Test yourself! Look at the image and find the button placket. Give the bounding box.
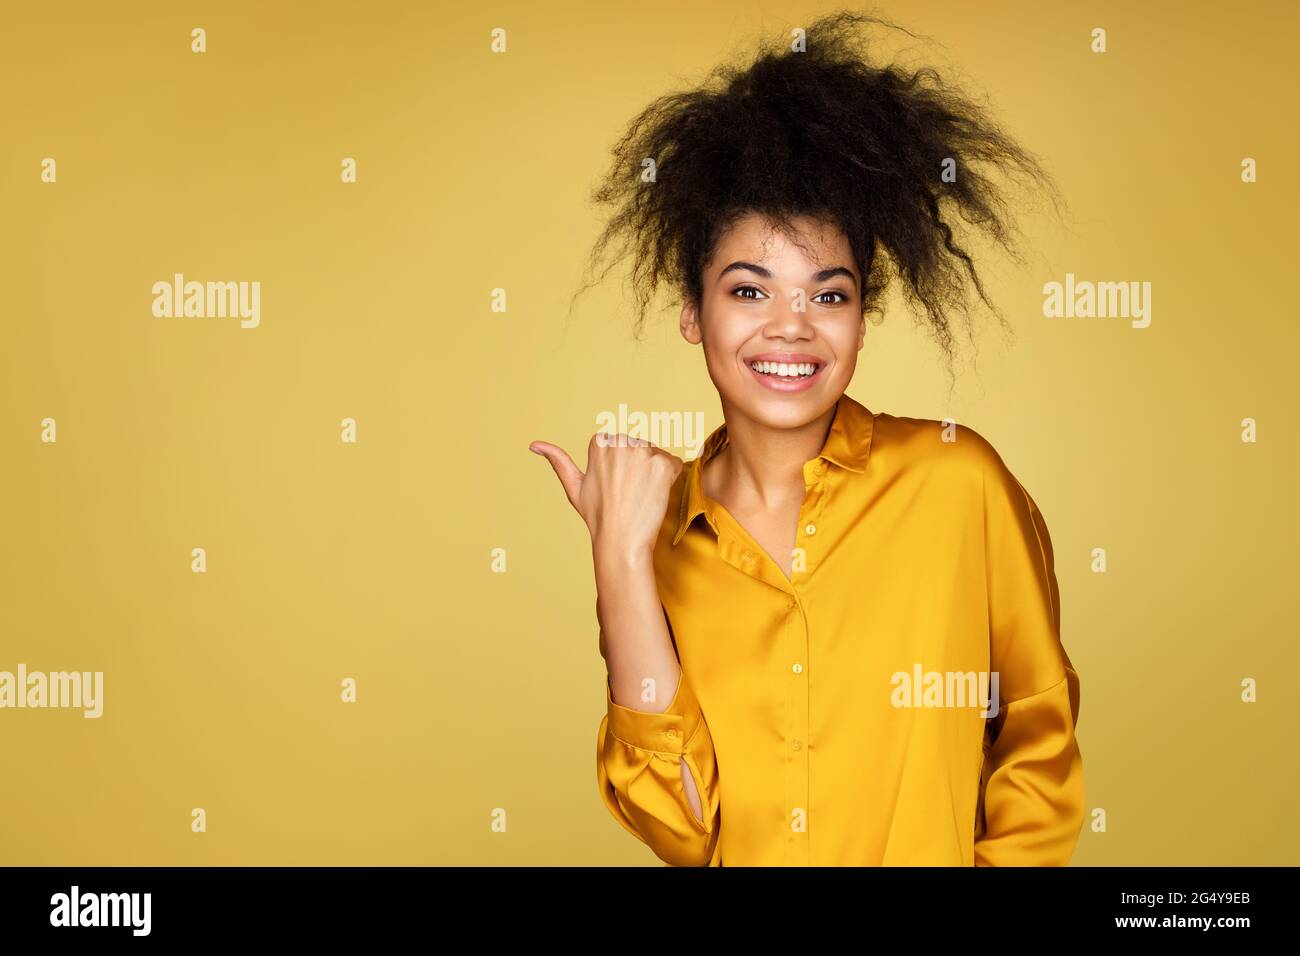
[790,464,829,865]
[794,472,831,581]
[787,590,811,860]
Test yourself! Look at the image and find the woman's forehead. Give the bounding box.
[707,213,854,275]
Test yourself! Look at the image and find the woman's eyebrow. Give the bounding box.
[812,266,857,287]
[717,260,771,280]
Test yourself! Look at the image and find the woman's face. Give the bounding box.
[680,211,866,430]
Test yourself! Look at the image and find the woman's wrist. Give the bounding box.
[592,535,655,569]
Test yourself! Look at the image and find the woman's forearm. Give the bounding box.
[594,541,681,712]
[593,542,705,824]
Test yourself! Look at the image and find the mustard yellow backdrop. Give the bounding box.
[1,0,1296,865]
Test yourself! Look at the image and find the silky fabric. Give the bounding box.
[595,393,1085,866]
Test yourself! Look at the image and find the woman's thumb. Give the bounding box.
[529,441,584,510]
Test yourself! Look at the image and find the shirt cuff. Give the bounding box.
[605,672,704,756]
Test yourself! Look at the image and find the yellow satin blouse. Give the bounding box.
[595,392,1085,866]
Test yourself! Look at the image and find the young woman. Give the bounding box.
[530,11,1084,866]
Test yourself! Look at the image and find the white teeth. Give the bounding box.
[750,360,818,377]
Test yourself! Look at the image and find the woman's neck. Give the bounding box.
[702,398,839,508]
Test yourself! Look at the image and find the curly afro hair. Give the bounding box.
[569,9,1061,370]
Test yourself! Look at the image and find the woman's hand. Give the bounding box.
[529,433,684,558]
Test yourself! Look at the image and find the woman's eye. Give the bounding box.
[733,285,766,300]
[814,290,849,304]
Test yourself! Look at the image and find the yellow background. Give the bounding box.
[1,0,1296,865]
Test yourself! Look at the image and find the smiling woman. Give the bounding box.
[569,10,1061,371]
[682,211,865,431]
[533,9,1083,867]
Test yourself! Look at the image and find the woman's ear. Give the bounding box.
[680,298,703,345]
[857,315,867,350]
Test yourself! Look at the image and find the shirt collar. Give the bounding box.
[672,393,875,547]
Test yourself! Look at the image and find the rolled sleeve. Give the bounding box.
[974,458,1086,866]
[597,671,721,866]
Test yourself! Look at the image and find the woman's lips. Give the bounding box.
[745,360,826,393]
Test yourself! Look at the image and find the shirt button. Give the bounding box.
[804,524,817,535]
[666,729,677,739]
[791,738,802,751]
[792,663,804,674]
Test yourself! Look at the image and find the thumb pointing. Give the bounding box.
[529,441,584,511]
